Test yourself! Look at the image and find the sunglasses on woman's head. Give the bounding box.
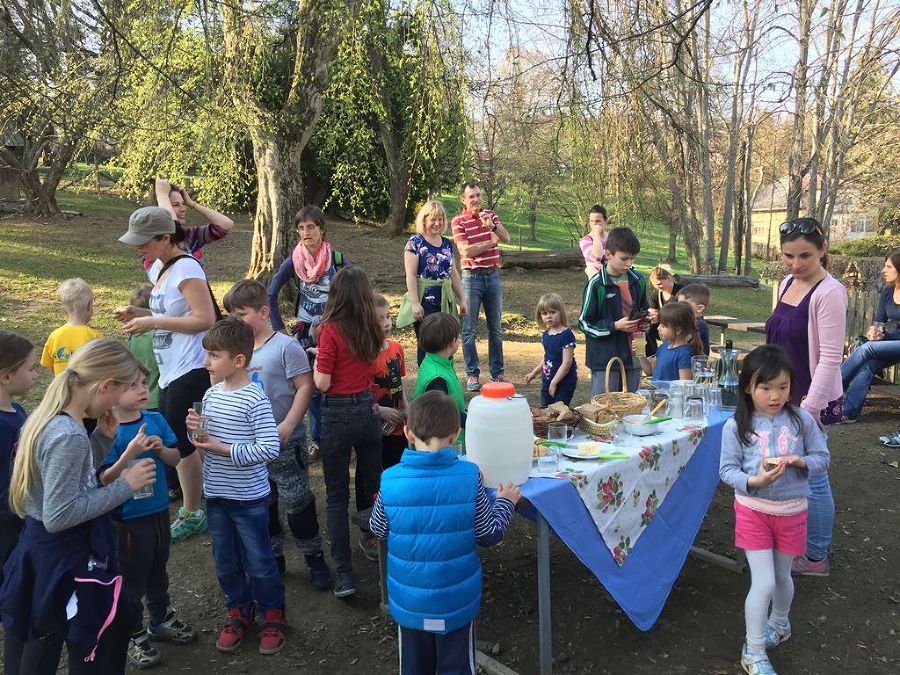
[779,218,823,236]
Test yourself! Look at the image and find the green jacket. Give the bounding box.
[414,352,466,444]
[397,278,458,329]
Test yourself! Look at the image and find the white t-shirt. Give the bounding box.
[148,257,208,388]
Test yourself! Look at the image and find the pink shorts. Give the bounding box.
[733,501,807,556]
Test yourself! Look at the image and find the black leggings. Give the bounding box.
[158,367,210,458]
[4,606,131,675]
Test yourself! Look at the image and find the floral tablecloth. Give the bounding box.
[529,420,707,565]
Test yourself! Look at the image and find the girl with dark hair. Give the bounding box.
[117,207,215,544]
[311,267,383,599]
[764,217,846,577]
[720,344,830,675]
[840,250,900,422]
[0,331,38,569]
[649,301,702,381]
[646,266,684,357]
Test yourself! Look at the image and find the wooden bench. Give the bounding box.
[704,315,767,347]
[870,384,900,402]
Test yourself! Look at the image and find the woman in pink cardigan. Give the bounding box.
[765,217,847,577]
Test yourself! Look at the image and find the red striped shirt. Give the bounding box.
[451,209,501,269]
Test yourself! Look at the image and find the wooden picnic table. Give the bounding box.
[704,315,767,346]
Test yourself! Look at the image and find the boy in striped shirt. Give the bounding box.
[185,318,286,655]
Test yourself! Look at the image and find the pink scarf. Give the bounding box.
[292,240,332,284]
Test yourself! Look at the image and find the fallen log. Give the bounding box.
[674,273,760,289]
[500,248,584,270]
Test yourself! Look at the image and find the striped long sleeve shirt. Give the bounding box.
[369,473,516,547]
[201,381,280,500]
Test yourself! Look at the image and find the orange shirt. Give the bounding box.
[372,340,407,436]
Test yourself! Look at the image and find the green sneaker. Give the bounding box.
[170,507,207,543]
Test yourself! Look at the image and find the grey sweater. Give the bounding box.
[719,407,830,502]
[24,415,134,532]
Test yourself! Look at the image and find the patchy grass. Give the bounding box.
[2,190,774,409]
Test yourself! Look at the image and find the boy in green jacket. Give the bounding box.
[414,313,466,444]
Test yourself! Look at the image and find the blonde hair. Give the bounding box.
[58,278,94,314]
[648,266,672,284]
[414,200,447,235]
[535,293,568,326]
[9,338,141,516]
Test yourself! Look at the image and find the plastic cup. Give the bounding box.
[129,460,154,500]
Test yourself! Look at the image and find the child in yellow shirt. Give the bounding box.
[41,278,102,375]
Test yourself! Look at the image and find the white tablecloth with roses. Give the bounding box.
[529,420,707,565]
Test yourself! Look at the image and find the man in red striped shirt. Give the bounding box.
[451,181,511,391]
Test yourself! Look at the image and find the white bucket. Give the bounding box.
[465,382,534,486]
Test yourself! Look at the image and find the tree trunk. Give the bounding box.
[787,0,816,219]
[734,139,747,276]
[247,136,306,281]
[667,225,678,265]
[527,195,538,241]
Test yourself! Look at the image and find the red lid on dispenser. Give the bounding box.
[480,381,515,399]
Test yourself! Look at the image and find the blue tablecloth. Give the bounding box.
[519,409,730,631]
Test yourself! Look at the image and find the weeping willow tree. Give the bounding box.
[310,0,467,233]
[220,0,363,278]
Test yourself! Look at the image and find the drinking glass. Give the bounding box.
[611,420,629,446]
[683,396,705,424]
[191,401,209,442]
[702,385,722,412]
[129,460,154,500]
[691,356,716,387]
[541,423,570,474]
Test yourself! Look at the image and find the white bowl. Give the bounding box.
[622,415,659,436]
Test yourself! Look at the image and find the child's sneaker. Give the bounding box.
[791,554,830,577]
[305,552,332,591]
[763,620,791,649]
[466,376,480,391]
[148,610,195,644]
[215,606,254,653]
[741,643,777,675]
[333,572,356,598]
[258,608,287,655]
[128,630,162,669]
[170,507,207,543]
[359,535,378,562]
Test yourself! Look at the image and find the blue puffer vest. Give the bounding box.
[380,447,482,634]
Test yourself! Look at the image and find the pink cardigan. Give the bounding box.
[778,273,847,415]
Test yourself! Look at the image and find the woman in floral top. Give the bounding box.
[400,200,467,364]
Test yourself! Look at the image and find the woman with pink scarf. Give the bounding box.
[268,206,349,461]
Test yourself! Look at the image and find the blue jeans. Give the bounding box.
[461,270,504,379]
[806,471,834,561]
[308,391,321,443]
[320,391,383,574]
[207,497,285,613]
[841,339,900,418]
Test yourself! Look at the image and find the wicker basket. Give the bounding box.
[577,416,617,439]
[589,356,648,423]
[531,408,583,438]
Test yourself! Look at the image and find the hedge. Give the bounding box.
[830,235,900,257]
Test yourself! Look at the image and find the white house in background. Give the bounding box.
[751,177,879,257]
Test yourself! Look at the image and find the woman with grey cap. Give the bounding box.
[115,206,215,544]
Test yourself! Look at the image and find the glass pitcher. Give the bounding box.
[717,339,740,410]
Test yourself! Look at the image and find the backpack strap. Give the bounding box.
[156,254,223,322]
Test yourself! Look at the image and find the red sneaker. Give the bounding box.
[215,606,254,653]
[258,608,287,655]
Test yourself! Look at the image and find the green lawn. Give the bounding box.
[439,194,763,277]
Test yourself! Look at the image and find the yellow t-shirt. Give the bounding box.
[41,325,103,375]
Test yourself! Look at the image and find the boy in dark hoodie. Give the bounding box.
[578,227,649,394]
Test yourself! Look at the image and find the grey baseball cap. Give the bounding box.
[119,207,176,245]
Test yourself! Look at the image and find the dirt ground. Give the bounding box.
[5,213,900,673]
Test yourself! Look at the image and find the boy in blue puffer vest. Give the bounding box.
[369,391,521,674]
